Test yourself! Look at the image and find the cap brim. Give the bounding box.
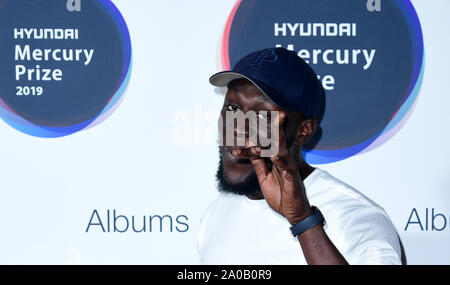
[209,71,283,109]
[209,71,251,87]
[209,71,270,99]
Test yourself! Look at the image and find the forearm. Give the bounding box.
[297,224,348,265]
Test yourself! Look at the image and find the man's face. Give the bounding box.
[216,79,303,196]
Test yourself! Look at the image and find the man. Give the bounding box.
[197,47,401,265]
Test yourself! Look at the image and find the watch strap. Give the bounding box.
[290,206,325,237]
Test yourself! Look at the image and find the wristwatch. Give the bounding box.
[290,206,326,238]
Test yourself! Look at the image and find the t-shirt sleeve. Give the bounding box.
[341,206,402,265]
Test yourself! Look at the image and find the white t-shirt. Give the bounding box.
[197,168,401,265]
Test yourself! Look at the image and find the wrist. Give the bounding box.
[288,204,313,225]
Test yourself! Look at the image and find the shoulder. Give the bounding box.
[309,168,402,264]
[308,168,390,219]
[307,168,379,208]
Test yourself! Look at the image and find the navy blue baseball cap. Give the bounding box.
[209,47,324,119]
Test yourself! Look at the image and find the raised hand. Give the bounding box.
[232,111,313,225]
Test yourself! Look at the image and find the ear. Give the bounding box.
[293,118,318,145]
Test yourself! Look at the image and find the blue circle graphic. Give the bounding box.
[223,0,424,163]
[0,0,132,137]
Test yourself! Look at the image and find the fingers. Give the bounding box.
[273,110,287,152]
[246,146,280,202]
[249,155,269,186]
[231,137,261,158]
[270,111,301,190]
[270,110,291,169]
[231,147,261,159]
[274,110,286,129]
[230,145,270,188]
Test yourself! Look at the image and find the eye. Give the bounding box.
[226,104,240,111]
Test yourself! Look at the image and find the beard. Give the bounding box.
[215,148,264,197]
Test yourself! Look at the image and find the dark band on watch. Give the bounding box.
[290,206,325,237]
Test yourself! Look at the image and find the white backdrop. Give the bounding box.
[0,0,449,265]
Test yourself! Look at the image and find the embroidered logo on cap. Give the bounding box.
[251,48,278,68]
